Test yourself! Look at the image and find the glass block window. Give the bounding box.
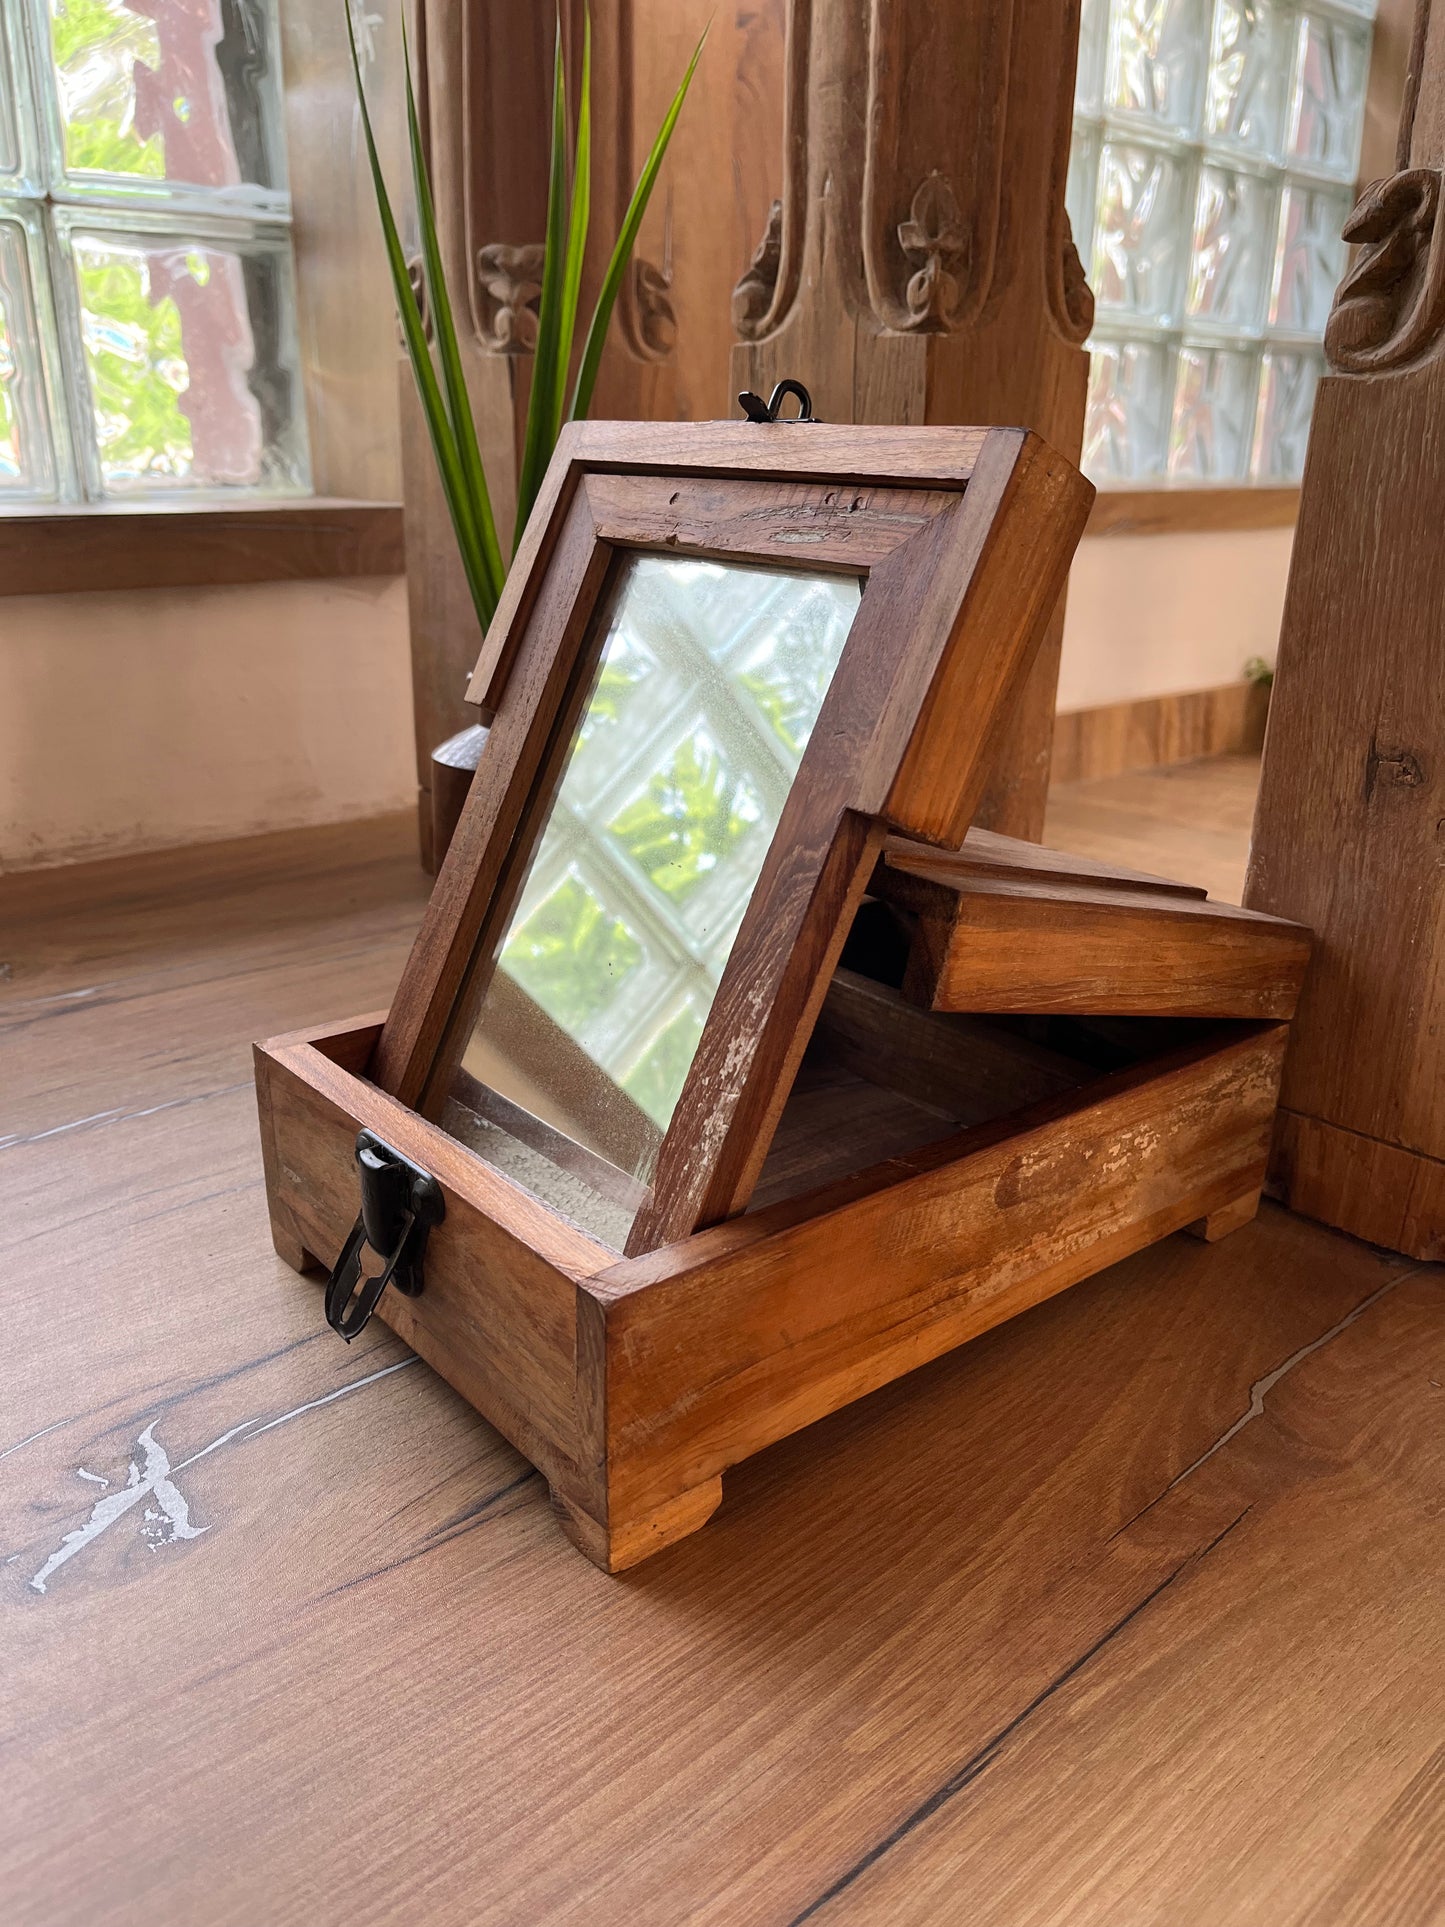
[1070,0,1376,486]
[0,0,307,502]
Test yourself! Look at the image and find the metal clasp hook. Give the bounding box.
[737,378,817,423]
[324,1131,445,1341]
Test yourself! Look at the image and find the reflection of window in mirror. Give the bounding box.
[436,554,863,1249]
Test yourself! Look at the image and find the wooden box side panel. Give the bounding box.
[900,884,1312,1020]
[594,1027,1288,1520]
[254,1029,607,1513]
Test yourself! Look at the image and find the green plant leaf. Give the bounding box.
[403,22,504,612]
[514,20,572,550]
[346,0,493,632]
[569,22,706,424]
[550,11,591,452]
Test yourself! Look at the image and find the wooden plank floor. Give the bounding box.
[1046,752,1263,903]
[4,762,1443,1927]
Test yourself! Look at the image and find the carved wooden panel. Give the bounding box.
[1245,0,1445,1259]
[731,0,1091,837]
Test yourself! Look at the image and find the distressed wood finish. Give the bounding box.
[465,418,998,715]
[258,1012,1288,1570]
[373,421,1093,1253]
[11,808,1444,1925]
[1245,0,1445,1259]
[257,1023,610,1522]
[875,840,1311,1018]
[731,0,1092,838]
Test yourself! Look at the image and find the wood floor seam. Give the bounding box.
[8,775,1441,1926]
[1104,1266,1424,1546]
[782,1506,1255,1926]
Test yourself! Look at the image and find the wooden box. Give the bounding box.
[255,421,1308,1570]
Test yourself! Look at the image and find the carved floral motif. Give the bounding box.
[733,199,783,340]
[1324,168,1445,375]
[476,242,545,353]
[896,172,968,330]
[631,256,677,360]
[1058,211,1095,344]
[400,254,432,346]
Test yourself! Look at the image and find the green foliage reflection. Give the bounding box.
[502,874,643,1031]
[622,1004,705,1128]
[50,0,165,178]
[0,294,17,475]
[736,609,842,757]
[75,244,192,480]
[607,730,760,903]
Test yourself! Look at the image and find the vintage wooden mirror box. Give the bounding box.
[254,419,1311,1571]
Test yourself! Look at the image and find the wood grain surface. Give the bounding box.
[872,847,1311,1018]
[1243,0,1445,1258]
[1046,753,1264,904]
[729,0,1092,840]
[0,499,405,597]
[1051,680,1271,786]
[3,794,1442,1926]
[1084,485,1298,536]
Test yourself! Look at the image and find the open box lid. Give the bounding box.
[367,420,1095,1256]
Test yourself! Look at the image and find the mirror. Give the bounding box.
[437,552,863,1247]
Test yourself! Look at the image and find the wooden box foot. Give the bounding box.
[551,1478,725,1574]
[1184,1190,1262,1243]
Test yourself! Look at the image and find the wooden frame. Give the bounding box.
[370,421,1095,1253]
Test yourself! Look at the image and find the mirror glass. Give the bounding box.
[439,552,862,1248]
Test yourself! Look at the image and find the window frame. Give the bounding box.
[0,0,311,509]
[1070,0,1379,499]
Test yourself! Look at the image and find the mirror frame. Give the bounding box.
[371,421,1093,1254]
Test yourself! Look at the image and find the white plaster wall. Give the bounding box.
[0,575,414,871]
[0,525,1295,873]
[1058,525,1293,713]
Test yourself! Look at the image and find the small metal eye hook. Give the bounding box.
[736,377,818,423]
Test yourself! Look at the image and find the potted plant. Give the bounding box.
[348,7,703,860]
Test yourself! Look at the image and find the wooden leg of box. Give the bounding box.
[1185,1190,1261,1243]
[269,1215,325,1276]
[269,1218,311,1272]
[550,1477,724,1574]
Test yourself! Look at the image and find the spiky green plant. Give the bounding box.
[347,7,704,631]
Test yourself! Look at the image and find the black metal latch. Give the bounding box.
[325,1131,445,1341]
[737,377,817,423]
